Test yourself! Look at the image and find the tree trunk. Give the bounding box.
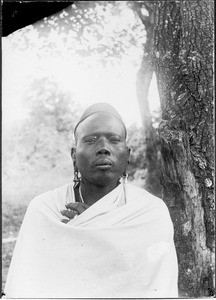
[131,1,162,197]
[153,0,214,297]
[136,56,162,197]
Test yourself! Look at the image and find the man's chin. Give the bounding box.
[91,173,119,187]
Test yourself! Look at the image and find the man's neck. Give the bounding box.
[80,180,119,206]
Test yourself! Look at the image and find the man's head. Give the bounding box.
[72,103,130,187]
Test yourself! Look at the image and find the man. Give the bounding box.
[5,103,178,298]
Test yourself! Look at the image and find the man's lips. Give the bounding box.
[94,159,112,169]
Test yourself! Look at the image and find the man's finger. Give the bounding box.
[65,202,89,214]
[60,209,77,219]
[61,219,70,224]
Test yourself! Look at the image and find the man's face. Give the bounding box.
[73,113,130,187]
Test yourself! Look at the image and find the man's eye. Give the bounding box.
[84,137,97,143]
[110,137,121,143]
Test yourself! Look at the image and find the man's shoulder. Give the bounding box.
[126,183,167,209]
[30,183,73,208]
[126,183,172,227]
[126,182,161,200]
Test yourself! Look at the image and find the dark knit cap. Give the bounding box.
[74,102,127,137]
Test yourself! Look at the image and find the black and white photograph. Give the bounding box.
[2,1,214,298]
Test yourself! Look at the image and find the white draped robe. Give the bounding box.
[5,182,178,298]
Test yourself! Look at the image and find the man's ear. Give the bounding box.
[71,147,78,171]
[71,147,76,161]
[127,147,131,164]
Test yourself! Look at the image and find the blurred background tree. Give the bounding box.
[129,1,162,197]
[3,0,155,188]
[3,76,79,178]
[19,76,79,169]
[2,2,155,291]
[2,1,214,297]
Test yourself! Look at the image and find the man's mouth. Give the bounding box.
[95,160,112,169]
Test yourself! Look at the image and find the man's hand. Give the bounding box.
[61,202,90,223]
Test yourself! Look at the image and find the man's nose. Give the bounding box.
[96,147,111,155]
[96,139,111,155]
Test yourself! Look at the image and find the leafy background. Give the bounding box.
[2,1,161,291]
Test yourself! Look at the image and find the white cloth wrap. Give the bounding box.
[5,183,178,298]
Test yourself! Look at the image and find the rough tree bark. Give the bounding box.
[130,1,162,197]
[153,0,214,297]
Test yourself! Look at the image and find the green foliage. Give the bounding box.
[2,77,79,177]
[3,202,27,237]
[21,77,79,169]
[2,202,28,290]
[7,1,145,67]
[24,76,79,132]
[2,241,16,290]
[2,2,159,292]
[127,124,146,179]
[151,108,161,129]
[2,1,148,180]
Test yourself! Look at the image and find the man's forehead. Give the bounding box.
[74,103,127,139]
[77,113,126,136]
